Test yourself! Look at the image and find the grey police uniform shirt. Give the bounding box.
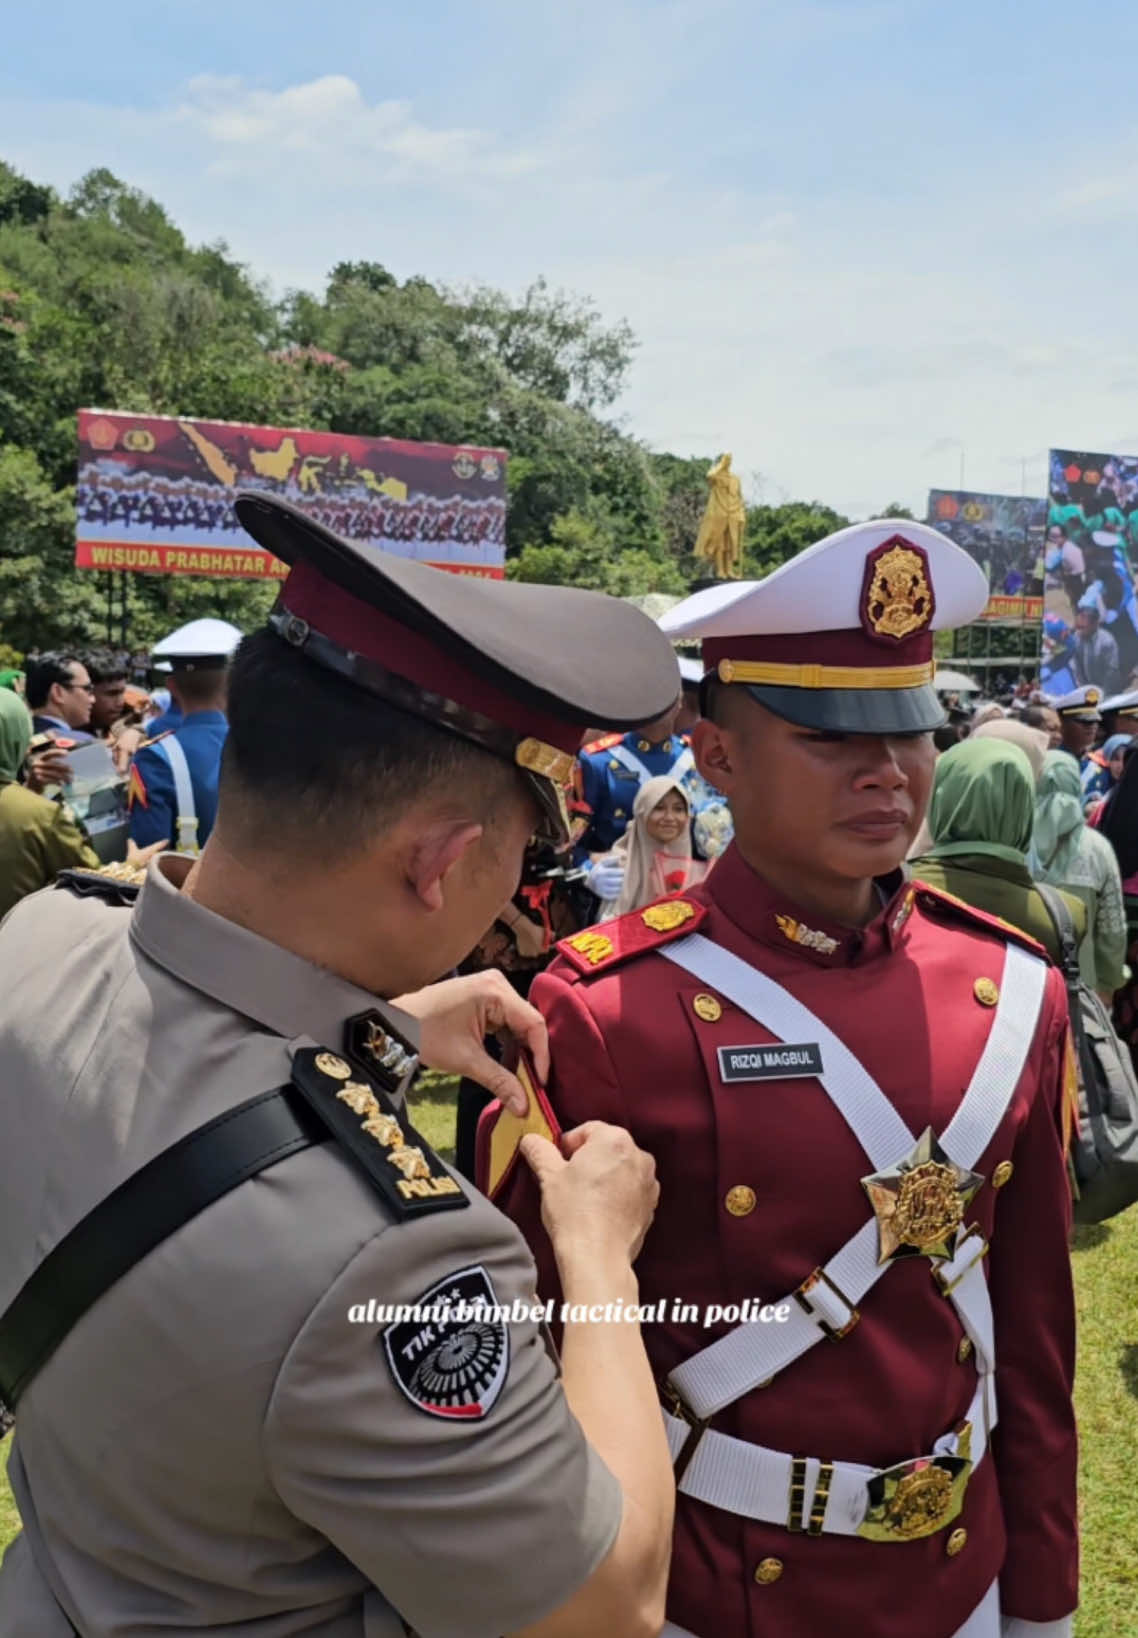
[0,856,621,1637]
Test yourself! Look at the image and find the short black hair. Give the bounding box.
[1022,705,1055,730]
[220,628,525,857]
[24,652,84,711]
[933,723,961,753]
[82,649,128,685]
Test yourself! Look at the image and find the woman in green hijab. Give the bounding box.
[0,686,100,920]
[909,737,1086,964]
[1030,749,1126,997]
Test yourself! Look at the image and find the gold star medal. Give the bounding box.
[861,1128,984,1265]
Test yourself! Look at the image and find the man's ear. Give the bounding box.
[693,716,736,788]
[405,820,484,911]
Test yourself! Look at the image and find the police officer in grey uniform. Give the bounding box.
[0,494,677,1638]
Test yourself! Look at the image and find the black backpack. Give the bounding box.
[1037,882,1138,1223]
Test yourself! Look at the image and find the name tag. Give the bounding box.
[717,1043,823,1082]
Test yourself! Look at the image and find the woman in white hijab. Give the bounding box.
[597,774,710,920]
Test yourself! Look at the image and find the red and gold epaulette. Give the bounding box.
[475,1055,562,1201]
[581,732,622,755]
[909,879,1048,959]
[554,896,708,978]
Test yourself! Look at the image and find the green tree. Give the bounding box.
[743,501,852,577]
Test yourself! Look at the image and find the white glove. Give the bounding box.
[586,858,625,900]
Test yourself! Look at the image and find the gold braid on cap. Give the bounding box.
[717,659,935,690]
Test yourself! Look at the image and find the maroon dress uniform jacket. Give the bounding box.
[496,844,1078,1638]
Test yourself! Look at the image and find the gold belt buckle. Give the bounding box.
[662,1382,710,1484]
[857,1423,973,1542]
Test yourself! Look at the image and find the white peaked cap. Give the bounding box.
[660,519,988,639]
[151,618,244,661]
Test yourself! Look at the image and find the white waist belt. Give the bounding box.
[663,1373,992,1539]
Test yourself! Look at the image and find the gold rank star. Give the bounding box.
[861,1128,984,1265]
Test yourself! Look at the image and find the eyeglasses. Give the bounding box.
[63,680,95,694]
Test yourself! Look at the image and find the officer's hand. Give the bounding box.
[125,839,168,869]
[393,970,549,1118]
[520,1122,659,1267]
[109,724,144,774]
[585,858,624,900]
[25,745,72,792]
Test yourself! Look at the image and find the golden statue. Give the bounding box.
[693,452,746,579]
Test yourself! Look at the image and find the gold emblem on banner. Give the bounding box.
[643,900,696,933]
[865,544,933,640]
[862,1128,984,1264]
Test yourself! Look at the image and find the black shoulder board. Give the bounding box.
[54,868,141,907]
[290,1046,469,1222]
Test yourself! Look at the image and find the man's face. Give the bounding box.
[638,702,680,744]
[1038,709,1062,747]
[90,676,127,731]
[693,692,934,886]
[50,663,93,729]
[1061,716,1096,757]
[1076,610,1095,638]
[1047,526,1065,547]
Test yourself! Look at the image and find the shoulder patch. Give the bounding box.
[53,867,142,907]
[382,1265,509,1421]
[290,1046,469,1221]
[555,895,708,978]
[581,731,622,754]
[911,881,1048,958]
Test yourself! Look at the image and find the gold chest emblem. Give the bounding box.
[642,900,696,933]
[862,1127,984,1264]
[890,1162,964,1252]
[865,544,933,640]
[569,930,614,965]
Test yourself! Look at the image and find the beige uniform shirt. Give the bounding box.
[0,857,620,1637]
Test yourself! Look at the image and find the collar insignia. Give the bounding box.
[774,913,839,957]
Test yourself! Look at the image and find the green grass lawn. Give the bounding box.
[3,1080,1136,1635]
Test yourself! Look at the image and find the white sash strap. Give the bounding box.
[659,936,1045,1420]
[663,1374,991,1536]
[608,743,654,783]
[671,745,696,782]
[152,735,199,856]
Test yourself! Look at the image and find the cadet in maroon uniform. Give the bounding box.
[485,520,1078,1638]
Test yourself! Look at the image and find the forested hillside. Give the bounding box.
[0,158,869,657]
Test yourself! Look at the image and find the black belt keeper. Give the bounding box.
[0,1086,326,1411]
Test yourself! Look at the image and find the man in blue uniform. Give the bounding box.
[1049,685,1101,775]
[129,621,238,855]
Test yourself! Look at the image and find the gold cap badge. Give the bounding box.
[863,540,934,642]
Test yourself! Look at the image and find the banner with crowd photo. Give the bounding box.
[75,411,508,579]
[926,490,1047,622]
[1041,449,1138,693]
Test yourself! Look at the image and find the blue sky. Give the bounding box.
[3,0,1138,518]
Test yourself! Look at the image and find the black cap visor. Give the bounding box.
[741,681,946,734]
